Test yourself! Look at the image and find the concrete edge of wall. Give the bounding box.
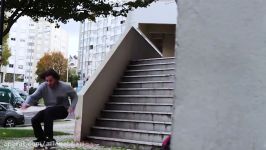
[74,26,162,141]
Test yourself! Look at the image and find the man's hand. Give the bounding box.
[20,103,30,110]
[68,107,75,115]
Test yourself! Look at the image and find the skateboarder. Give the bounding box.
[21,69,78,148]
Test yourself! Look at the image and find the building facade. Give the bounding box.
[1,16,69,89]
[68,55,78,73]
[78,16,126,82]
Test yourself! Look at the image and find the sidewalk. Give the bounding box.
[0,135,105,150]
[1,120,127,150]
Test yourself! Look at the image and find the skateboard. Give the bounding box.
[33,142,57,150]
[33,145,57,150]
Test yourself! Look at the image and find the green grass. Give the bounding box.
[0,128,70,139]
[38,98,45,106]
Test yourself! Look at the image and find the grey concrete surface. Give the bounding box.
[74,27,162,141]
[172,0,266,149]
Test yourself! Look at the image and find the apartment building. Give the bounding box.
[78,16,126,82]
[1,17,69,89]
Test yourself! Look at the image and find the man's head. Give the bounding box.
[40,69,60,88]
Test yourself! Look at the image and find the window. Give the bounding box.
[120,20,125,24]
[89,45,93,49]
[9,64,14,68]
[18,65,23,69]
[27,49,34,53]
[28,42,34,46]
[11,38,16,41]
[27,62,33,66]
[27,56,33,59]
[20,39,25,42]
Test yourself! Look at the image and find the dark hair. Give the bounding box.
[40,69,60,80]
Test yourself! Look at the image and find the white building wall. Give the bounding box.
[4,17,69,89]
[78,16,126,81]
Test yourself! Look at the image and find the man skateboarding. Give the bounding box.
[21,69,78,148]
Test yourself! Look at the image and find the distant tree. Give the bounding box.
[0,34,11,82]
[68,68,79,88]
[36,51,67,83]
[3,0,155,37]
[0,35,11,66]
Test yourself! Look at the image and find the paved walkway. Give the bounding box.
[2,108,129,150]
[1,120,126,149]
[0,135,105,150]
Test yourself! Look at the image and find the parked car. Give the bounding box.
[0,87,25,108]
[12,88,38,106]
[0,102,24,127]
[12,88,29,100]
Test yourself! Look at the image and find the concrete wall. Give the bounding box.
[139,24,176,57]
[74,27,162,141]
[172,0,266,149]
[162,34,175,57]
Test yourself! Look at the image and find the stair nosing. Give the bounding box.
[106,102,173,106]
[119,81,174,84]
[97,118,172,125]
[115,88,174,90]
[111,95,174,98]
[131,57,175,62]
[123,74,175,78]
[126,68,175,72]
[92,126,171,135]
[87,136,162,146]
[102,110,173,115]
[128,62,175,67]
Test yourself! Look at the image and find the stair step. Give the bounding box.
[122,74,175,82]
[128,62,175,70]
[101,110,172,122]
[113,88,174,95]
[96,118,172,132]
[97,118,172,124]
[118,81,175,88]
[105,102,173,112]
[91,126,170,143]
[125,68,175,76]
[111,95,174,98]
[87,136,162,149]
[110,95,174,103]
[129,62,175,67]
[130,57,175,65]
[131,57,175,61]
[107,102,173,106]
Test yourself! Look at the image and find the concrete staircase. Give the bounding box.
[87,57,175,149]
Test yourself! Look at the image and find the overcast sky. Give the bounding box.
[60,20,80,56]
